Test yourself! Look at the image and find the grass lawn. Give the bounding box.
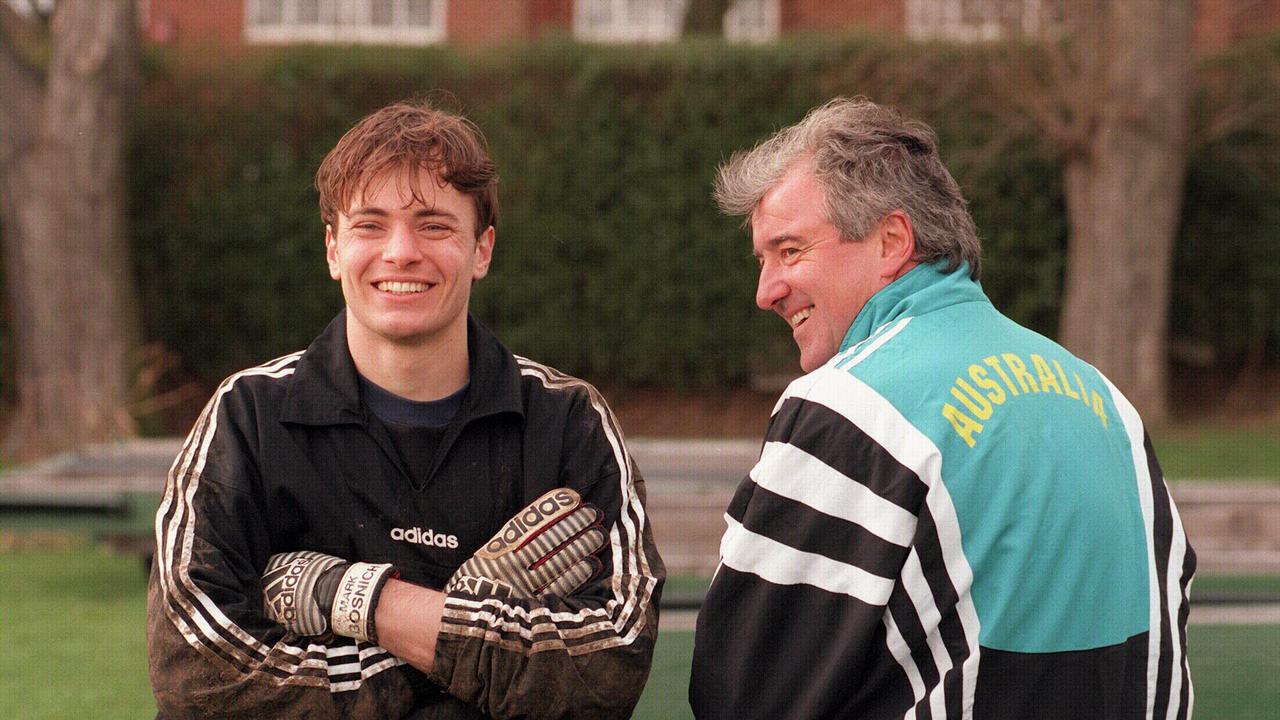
[1,549,154,719]
[0,418,1275,717]
[635,631,697,719]
[2,550,1278,719]
[662,573,1280,604]
[1193,574,1280,598]
[636,625,1280,720]
[1189,624,1280,720]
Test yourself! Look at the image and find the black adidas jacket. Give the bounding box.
[147,311,665,719]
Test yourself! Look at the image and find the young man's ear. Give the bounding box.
[325,223,341,281]
[472,225,496,281]
[877,210,917,281]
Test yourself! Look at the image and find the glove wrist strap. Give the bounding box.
[329,562,397,643]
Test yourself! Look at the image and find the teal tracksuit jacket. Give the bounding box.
[691,261,1194,719]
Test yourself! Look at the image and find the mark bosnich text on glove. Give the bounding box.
[330,562,396,642]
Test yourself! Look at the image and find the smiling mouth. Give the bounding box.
[376,281,430,294]
[788,307,813,329]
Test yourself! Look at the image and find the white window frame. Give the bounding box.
[573,0,690,43]
[245,0,447,45]
[723,0,780,43]
[5,0,54,16]
[906,0,1062,43]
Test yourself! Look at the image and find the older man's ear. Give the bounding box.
[874,209,918,282]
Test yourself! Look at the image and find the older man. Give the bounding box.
[690,98,1194,720]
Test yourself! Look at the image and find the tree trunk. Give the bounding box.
[0,0,139,461]
[1058,0,1192,423]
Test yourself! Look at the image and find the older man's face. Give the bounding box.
[751,162,893,372]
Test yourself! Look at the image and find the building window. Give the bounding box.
[245,0,446,45]
[723,0,779,42]
[574,0,690,42]
[906,0,1065,42]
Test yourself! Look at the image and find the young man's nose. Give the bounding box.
[382,224,423,266]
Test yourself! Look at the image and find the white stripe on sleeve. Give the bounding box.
[720,516,895,606]
[751,440,918,547]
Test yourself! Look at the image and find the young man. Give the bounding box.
[689,98,1194,719]
[147,101,664,719]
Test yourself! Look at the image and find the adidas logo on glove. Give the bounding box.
[445,487,605,598]
[390,526,459,549]
[486,488,578,553]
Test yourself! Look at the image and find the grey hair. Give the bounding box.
[714,97,981,278]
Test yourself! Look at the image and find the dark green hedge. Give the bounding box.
[1176,37,1280,368]
[117,34,1280,391]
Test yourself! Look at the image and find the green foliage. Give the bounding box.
[1177,35,1280,369]
[130,58,345,379]
[0,492,160,536]
[119,36,1280,391]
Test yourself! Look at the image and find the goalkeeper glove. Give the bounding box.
[261,551,397,643]
[446,488,606,598]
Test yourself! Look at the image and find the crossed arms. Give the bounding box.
[147,383,663,720]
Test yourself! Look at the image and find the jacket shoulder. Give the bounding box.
[200,351,305,424]
[511,355,632,480]
[215,351,305,393]
[512,355,602,405]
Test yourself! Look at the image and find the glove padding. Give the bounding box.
[262,550,397,643]
[446,488,606,598]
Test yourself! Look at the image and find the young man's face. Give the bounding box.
[326,165,493,354]
[751,162,892,372]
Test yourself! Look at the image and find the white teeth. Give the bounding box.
[377,281,428,294]
[789,308,813,328]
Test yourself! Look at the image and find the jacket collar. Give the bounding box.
[838,260,988,353]
[279,310,524,426]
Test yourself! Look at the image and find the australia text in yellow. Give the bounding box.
[942,352,1109,448]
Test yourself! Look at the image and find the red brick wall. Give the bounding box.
[448,0,532,43]
[784,0,903,34]
[1197,0,1240,51]
[1195,0,1280,52]
[143,0,243,45]
[136,0,1280,50]
[1229,0,1280,45]
[530,0,573,34]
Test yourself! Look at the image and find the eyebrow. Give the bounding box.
[346,207,462,222]
[752,233,800,257]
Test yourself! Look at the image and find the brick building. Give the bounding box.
[137,0,1280,52]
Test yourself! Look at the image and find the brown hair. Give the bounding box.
[316,100,498,236]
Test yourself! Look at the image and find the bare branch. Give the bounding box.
[1198,42,1280,142]
[986,43,1079,153]
[0,3,44,171]
[1,0,47,59]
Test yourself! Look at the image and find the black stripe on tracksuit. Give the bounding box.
[693,396,932,719]
[1144,432,1195,720]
